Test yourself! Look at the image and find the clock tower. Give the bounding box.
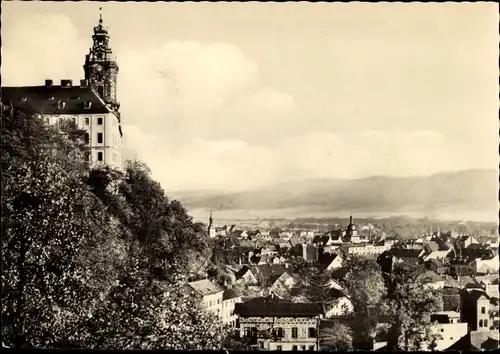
[83,9,120,112]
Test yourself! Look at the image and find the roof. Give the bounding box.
[2,85,114,115]
[223,288,240,301]
[388,248,421,259]
[317,253,340,268]
[427,258,446,268]
[187,279,223,296]
[424,241,440,252]
[234,297,324,317]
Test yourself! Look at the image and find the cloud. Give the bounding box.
[3,10,497,193]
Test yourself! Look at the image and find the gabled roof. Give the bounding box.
[317,253,340,268]
[424,241,440,253]
[427,258,446,268]
[187,279,223,296]
[2,85,113,115]
[234,297,324,317]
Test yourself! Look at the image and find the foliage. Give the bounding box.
[320,321,354,351]
[304,268,334,305]
[1,107,230,349]
[385,263,444,351]
[1,106,120,347]
[339,255,388,347]
[81,264,227,350]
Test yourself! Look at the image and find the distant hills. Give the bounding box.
[168,169,499,222]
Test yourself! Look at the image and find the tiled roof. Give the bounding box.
[234,297,324,317]
[223,288,240,301]
[2,85,113,115]
[187,279,223,296]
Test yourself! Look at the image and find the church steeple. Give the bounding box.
[83,7,120,112]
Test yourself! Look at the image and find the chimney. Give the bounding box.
[45,79,53,88]
[61,79,73,88]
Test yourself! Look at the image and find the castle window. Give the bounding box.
[292,346,298,351]
[481,307,486,314]
[72,118,76,124]
[84,117,90,125]
[479,320,483,327]
[84,133,90,144]
[97,133,103,144]
[97,117,103,125]
[292,327,298,338]
[308,327,317,338]
[97,152,103,162]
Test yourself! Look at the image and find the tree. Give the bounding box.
[320,321,354,351]
[1,106,122,348]
[385,263,444,351]
[340,255,387,349]
[304,268,333,304]
[81,263,229,350]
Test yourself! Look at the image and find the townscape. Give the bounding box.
[2,3,498,352]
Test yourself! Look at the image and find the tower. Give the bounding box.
[83,8,120,112]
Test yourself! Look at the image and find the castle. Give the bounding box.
[2,9,123,170]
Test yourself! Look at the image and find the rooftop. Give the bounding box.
[2,84,113,115]
[234,297,324,317]
[187,279,223,296]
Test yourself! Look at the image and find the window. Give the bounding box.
[441,328,444,332]
[481,307,486,314]
[97,133,103,144]
[244,329,250,337]
[259,342,264,349]
[276,345,282,351]
[97,152,103,162]
[97,117,103,125]
[308,327,317,338]
[300,345,306,351]
[217,299,220,304]
[84,117,90,125]
[292,327,298,338]
[292,346,298,351]
[274,327,283,338]
[309,346,315,351]
[84,133,90,144]
[72,117,76,124]
[479,320,483,327]
[484,319,488,328]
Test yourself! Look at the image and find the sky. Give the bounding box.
[2,2,498,192]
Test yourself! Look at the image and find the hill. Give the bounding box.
[169,169,498,222]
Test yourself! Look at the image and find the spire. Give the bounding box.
[99,7,103,25]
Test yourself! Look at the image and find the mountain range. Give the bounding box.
[168,169,499,222]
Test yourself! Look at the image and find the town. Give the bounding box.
[2,3,498,352]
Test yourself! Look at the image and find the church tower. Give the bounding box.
[83,9,120,112]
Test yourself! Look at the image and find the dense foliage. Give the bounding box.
[1,106,228,349]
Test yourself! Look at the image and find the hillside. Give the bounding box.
[169,169,498,221]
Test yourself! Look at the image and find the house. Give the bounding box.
[469,254,499,275]
[235,265,259,285]
[419,311,468,351]
[460,288,498,332]
[456,235,480,249]
[418,270,445,290]
[301,244,319,262]
[449,262,474,277]
[446,330,499,351]
[186,279,224,319]
[426,258,449,275]
[377,249,421,273]
[317,253,343,272]
[339,243,389,257]
[274,238,292,249]
[253,264,295,288]
[265,272,298,298]
[422,250,451,262]
[235,297,324,351]
[324,289,353,318]
[222,288,242,327]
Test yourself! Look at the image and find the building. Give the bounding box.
[419,311,468,351]
[222,288,242,327]
[2,10,123,170]
[235,297,324,351]
[186,279,224,320]
[460,288,499,332]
